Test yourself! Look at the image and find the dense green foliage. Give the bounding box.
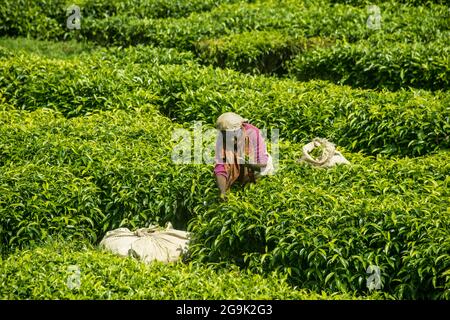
[2,0,448,89]
[1,241,365,299]
[1,101,449,299]
[75,0,248,19]
[0,0,449,300]
[0,0,248,39]
[2,1,448,46]
[287,37,450,90]
[195,31,333,75]
[189,148,450,299]
[0,107,215,253]
[0,45,193,116]
[330,0,448,5]
[149,64,450,156]
[1,48,448,157]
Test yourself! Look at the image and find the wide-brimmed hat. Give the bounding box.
[216,112,248,131]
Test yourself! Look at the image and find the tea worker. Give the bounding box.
[214,112,274,201]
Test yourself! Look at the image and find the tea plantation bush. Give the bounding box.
[0,37,96,59]
[0,241,365,299]
[0,37,195,63]
[0,107,216,253]
[287,37,450,90]
[0,44,194,117]
[195,31,334,75]
[74,0,247,20]
[330,0,448,5]
[0,0,248,39]
[1,0,450,301]
[150,64,450,157]
[1,48,449,157]
[1,105,449,299]
[2,0,448,89]
[2,0,448,48]
[189,148,450,299]
[193,3,449,77]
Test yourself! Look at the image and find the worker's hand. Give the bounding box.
[219,193,228,202]
[237,155,250,164]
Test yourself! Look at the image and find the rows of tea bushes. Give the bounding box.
[0,0,247,39]
[0,241,364,299]
[149,64,450,157]
[1,37,449,299]
[287,37,450,91]
[2,104,448,298]
[0,106,216,254]
[2,0,448,89]
[0,43,195,117]
[189,147,450,299]
[71,1,311,48]
[195,31,334,75]
[68,1,450,45]
[0,54,150,117]
[0,37,195,63]
[73,0,246,19]
[195,28,450,87]
[2,0,448,48]
[1,46,449,157]
[330,0,448,5]
[190,2,449,81]
[0,0,298,43]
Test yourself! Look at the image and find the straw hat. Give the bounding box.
[216,112,248,131]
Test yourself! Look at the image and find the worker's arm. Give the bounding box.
[238,155,266,171]
[245,163,266,171]
[216,174,228,201]
[240,126,268,172]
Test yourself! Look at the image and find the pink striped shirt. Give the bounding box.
[214,123,269,178]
